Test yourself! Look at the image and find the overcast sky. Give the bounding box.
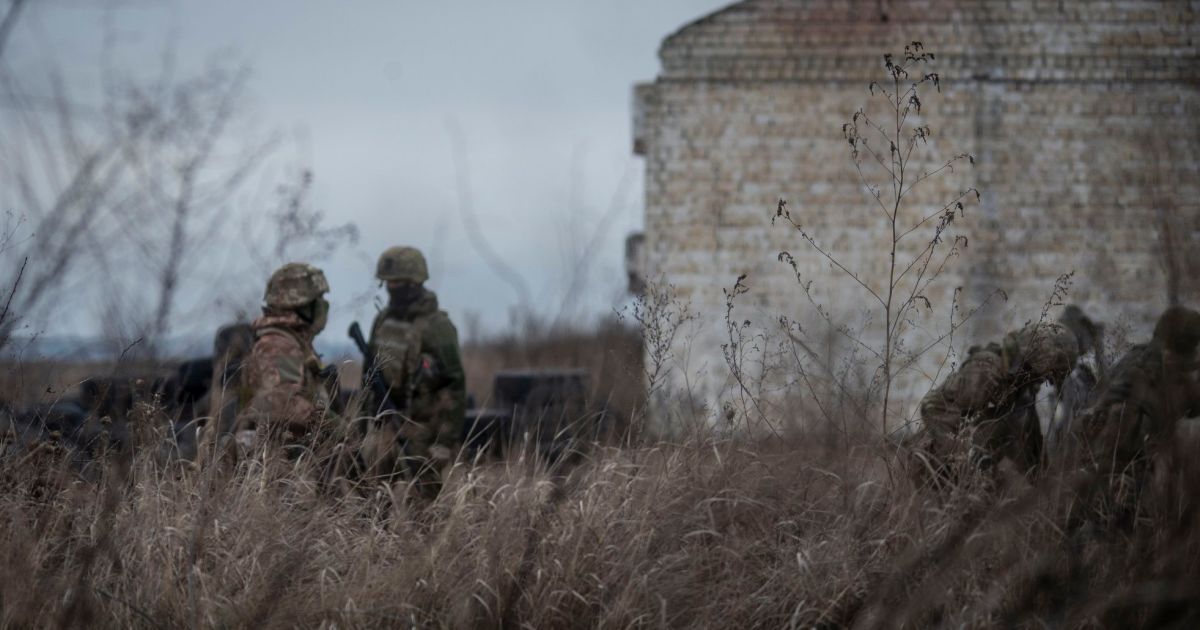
[4,0,730,346]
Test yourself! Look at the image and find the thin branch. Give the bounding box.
[853,159,895,220]
[895,188,976,243]
[901,155,973,199]
[777,210,887,309]
[0,255,26,341]
[780,255,884,363]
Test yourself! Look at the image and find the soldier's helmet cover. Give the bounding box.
[1017,322,1080,383]
[376,246,429,283]
[263,262,330,309]
[1153,306,1200,356]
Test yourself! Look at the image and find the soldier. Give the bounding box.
[214,263,339,462]
[1069,306,1200,497]
[913,321,1080,486]
[364,246,466,499]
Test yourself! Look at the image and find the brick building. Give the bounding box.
[631,0,1200,428]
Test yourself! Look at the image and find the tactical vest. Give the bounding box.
[370,314,423,407]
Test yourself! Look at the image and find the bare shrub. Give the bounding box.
[616,280,705,436]
[722,44,1002,438]
[0,65,136,349]
[1,47,357,360]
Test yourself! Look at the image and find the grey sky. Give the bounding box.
[4,0,729,345]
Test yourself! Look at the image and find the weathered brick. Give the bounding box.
[632,0,1200,429]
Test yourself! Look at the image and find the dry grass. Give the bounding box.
[2,417,1199,629]
[2,325,1198,628]
[0,361,159,409]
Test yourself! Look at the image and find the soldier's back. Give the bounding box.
[1074,343,1165,470]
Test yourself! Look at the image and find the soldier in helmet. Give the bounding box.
[366,246,466,499]
[214,263,338,461]
[1070,306,1200,495]
[913,321,1081,486]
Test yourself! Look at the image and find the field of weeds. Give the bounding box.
[2,420,1199,628]
[1,33,1196,627]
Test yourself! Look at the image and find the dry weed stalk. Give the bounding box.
[723,43,996,436]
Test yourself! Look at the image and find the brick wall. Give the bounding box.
[633,0,1200,431]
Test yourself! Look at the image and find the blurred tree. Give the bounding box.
[0,13,356,357]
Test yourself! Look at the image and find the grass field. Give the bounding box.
[3,321,1199,628]
[2,415,1199,628]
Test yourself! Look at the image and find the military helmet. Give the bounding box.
[1016,322,1080,382]
[1153,306,1200,355]
[264,262,329,309]
[376,246,428,283]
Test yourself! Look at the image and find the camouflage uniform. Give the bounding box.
[208,263,335,462]
[365,247,466,498]
[239,312,331,436]
[915,322,1080,483]
[1071,307,1200,484]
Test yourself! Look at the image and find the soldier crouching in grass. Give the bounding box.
[1066,306,1200,528]
[359,246,466,502]
[910,322,1080,490]
[202,263,341,466]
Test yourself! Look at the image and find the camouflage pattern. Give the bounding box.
[375,246,429,283]
[1015,322,1081,388]
[264,262,330,309]
[222,311,334,458]
[357,413,454,499]
[914,322,1080,481]
[1072,307,1200,477]
[367,286,465,498]
[371,316,423,402]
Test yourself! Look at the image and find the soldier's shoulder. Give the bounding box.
[951,347,1007,394]
[368,308,390,338]
[961,344,1005,370]
[1109,343,1160,375]
[253,328,305,356]
[1096,343,1160,397]
[417,310,457,344]
[420,309,456,330]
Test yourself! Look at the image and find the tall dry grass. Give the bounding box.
[2,412,1199,628]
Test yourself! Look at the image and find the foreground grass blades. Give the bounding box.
[2,429,1198,629]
